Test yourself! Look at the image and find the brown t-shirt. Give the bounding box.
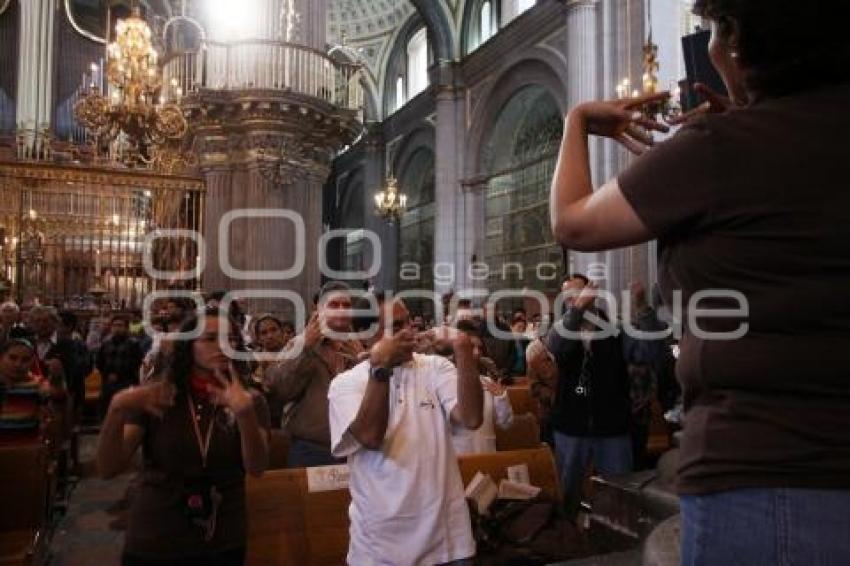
[619,83,850,495]
[125,389,270,558]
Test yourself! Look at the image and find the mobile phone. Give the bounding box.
[681,30,728,111]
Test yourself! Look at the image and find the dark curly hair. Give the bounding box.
[693,0,850,97]
[154,307,253,395]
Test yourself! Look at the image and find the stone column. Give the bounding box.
[201,167,234,292]
[15,0,55,156]
[565,0,608,284]
[432,62,467,295]
[360,127,397,292]
[598,0,653,298]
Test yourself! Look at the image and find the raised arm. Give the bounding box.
[450,333,484,430]
[97,382,174,479]
[346,371,391,450]
[550,95,669,251]
[346,330,416,450]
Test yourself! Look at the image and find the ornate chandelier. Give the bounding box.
[74,7,188,167]
[374,175,407,223]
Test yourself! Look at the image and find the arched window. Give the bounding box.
[397,148,436,309]
[501,0,536,27]
[516,0,536,14]
[466,0,499,53]
[396,75,405,112]
[406,27,429,99]
[480,85,563,294]
[480,1,494,44]
[387,23,431,115]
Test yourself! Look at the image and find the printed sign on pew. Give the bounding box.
[306,464,350,493]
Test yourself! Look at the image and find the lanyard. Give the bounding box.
[187,396,216,469]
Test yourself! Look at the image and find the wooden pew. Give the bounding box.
[0,443,50,565]
[495,413,541,452]
[246,467,350,566]
[246,446,560,565]
[506,384,534,417]
[496,384,542,451]
[268,429,290,470]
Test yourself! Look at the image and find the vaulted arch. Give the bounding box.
[408,0,457,62]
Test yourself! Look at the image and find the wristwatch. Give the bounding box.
[369,365,392,383]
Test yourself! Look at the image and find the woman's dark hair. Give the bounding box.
[156,307,253,394]
[693,0,850,97]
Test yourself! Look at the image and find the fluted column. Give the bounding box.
[564,0,606,281]
[432,62,466,295]
[201,168,234,292]
[15,0,55,153]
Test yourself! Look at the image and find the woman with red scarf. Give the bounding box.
[97,309,270,565]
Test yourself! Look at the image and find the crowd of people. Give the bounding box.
[0,278,676,564]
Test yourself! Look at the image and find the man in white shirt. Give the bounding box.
[328,298,483,565]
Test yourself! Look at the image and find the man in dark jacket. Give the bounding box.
[545,274,667,516]
[96,314,143,417]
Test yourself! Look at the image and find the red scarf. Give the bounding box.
[188,369,218,401]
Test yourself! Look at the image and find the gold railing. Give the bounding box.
[162,40,365,112]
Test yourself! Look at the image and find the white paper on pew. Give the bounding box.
[464,471,498,515]
[498,479,541,500]
[306,464,351,493]
[506,463,530,485]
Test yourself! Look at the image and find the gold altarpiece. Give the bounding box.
[0,161,204,309]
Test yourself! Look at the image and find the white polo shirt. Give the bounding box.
[328,353,475,566]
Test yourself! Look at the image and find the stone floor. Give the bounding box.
[47,435,133,566]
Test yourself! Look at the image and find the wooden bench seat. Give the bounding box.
[246,446,560,565]
[0,443,50,565]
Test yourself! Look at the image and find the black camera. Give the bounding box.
[680,29,728,112]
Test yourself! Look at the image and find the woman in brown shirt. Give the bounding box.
[548,1,850,564]
[97,310,270,565]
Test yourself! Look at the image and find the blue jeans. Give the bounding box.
[681,488,850,566]
[553,432,632,513]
